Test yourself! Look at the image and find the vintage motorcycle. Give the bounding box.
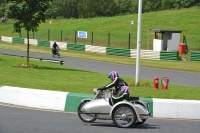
[51,48,60,57]
[77,88,151,128]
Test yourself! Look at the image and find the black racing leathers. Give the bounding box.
[98,77,128,94]
[52,43,59,54]
[53,43,58,49]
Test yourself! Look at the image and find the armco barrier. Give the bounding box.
[85,45,106,54]
[160,51,178,60]
[12,37,24,44]
[24,38,38,46]
[190,52,200,61]
[67,43,85,51]
[1,36,12,43]
[38,40,50,47]
[106,47,130,57]
[130,50,160,60]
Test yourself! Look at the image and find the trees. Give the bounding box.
[0,0,11,17]
[52,0,200,19]
[5,0,56,67]
[0,4,6,17]
[53,0,79,18]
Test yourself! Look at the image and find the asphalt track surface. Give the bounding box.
[1,49,200,87]
[0,103,200,133]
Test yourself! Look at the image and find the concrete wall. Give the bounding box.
[153,98,200,119]
[0,85,200,120]
[0,86,68,111]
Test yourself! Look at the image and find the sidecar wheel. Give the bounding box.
[78,102,97,123]
[112,105,136,128]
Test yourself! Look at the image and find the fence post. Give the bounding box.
[91,32,93,45]
[75,31,77,44]
[19,28,22,38]
[32,31,34,39]
[108,33,110,47]
[61,30,62,42]
[128,33,131,49]
[48,29,50,41]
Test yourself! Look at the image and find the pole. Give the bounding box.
[147,29,149,50]
[108,33,110,47]
[130,21,134,34]
[128,33,130,49]
[33,31,34,39]
[91,32,93,45]
[48,29,50,41]
[48,19,51,41]
[61,30,62,42]
[19,28,22,38]
[135,0,142,85]
[75,31,77,44]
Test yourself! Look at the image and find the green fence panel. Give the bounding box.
[65,92,94,112]
[160,51,178,60]
[190,52,200,61]
[106,47,130,57]
[38,40,50,47]
[67,43,85,51]
[12,37,24,44]
[140,97,153,117]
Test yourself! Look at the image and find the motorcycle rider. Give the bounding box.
[97,71,130,105]
[52,42,60,57]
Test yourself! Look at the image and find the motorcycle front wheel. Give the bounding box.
[78,101,97,123]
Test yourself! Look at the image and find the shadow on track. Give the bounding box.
[87,122,159,129]
[36,66,92,72]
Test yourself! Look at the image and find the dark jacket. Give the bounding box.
[100,77,128,93]
[53,43,58,49]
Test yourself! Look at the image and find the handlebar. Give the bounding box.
[93,89,113,100]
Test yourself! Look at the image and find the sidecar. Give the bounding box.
[78,89,150,128]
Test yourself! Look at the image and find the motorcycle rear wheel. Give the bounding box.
[78,101,97,123]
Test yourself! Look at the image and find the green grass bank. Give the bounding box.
[0,7,200,51]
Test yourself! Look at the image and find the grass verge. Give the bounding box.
[0,54,200,100]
